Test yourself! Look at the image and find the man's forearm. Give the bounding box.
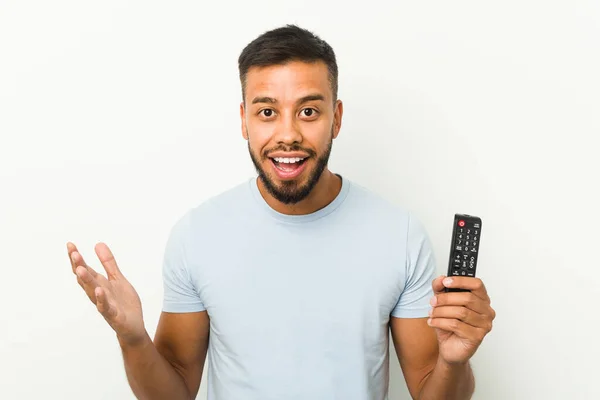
[418,357,475,400]
[119,332,191,400]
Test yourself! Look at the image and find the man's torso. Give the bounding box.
[162,176,435,399]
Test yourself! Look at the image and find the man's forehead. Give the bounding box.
[245,61,331,101]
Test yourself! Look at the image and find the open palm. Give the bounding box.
[68,242,146,345]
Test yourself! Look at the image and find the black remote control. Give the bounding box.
[445,214,482,292]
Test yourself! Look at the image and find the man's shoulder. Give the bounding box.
[169,177,255,233]
[196,177,254,212]
[343,178,432,241]
[345,178,412,221]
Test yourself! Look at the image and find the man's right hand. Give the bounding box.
[68,242,147,347]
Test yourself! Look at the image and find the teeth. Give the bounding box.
[274,157,305,164]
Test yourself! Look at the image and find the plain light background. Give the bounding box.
[1,1,599,399]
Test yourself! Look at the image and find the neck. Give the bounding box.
[257,170,342,215]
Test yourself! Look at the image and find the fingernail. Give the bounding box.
[430,296,437,306]
[443,277,453,286]
[427,318,432,325]
[428,308,433,316]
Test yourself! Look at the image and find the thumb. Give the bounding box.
[94,242,124,280]
[431,275,448,294]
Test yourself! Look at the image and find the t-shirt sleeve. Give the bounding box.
[161,212,206,313]
[391,213,437,318]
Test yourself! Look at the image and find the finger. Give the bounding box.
[67,242,95,278]
[67,242,84,274]
[95,242,123,280]
[432,275,448,294]
[70,250,96,278]
[440,276,490,301]
[432,291,489,315]
[429,305,488,329]
[95,287,118,320]
[75,265,100,304]
[71,250,98,282]
[427,317,487,341]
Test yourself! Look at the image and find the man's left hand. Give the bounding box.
[428,275,496,365]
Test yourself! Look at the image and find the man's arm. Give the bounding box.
[390,317,474,400]
[123,207,211,399]
[68,240,210,400]
[390,315,476,399]
[121,311,210,400]
[391,275,495,399]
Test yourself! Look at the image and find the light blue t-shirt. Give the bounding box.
[161,175,437,400]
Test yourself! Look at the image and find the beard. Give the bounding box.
[248,129,333,205]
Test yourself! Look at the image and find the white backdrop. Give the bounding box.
[1,1,599,399]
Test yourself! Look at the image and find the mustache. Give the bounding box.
[263,145,316,158]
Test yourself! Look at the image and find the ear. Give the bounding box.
[240,102,248,140]
[332,99,343,139]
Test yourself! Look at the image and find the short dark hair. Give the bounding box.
[237,24,338,104]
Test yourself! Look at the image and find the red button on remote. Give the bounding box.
[458,220,465,227]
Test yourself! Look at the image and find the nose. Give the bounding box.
[273,111,303,145]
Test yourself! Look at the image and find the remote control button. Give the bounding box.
[458,234,464,240]
[460,270,467,276]
[467,271,475,277]
[452,270,460,276]
[462,253,469,260]
[458,228,465,234]
[464,246,469,251]
[458,220,465,227]
[455,245,463,251]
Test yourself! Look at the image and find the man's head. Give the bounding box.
[238,25,343,205]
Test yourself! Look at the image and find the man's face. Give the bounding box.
[240,60,342,204]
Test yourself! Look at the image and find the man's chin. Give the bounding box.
[250,147,331,205]
[258,173,313,204]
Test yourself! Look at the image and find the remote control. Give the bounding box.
[445,214,482,292]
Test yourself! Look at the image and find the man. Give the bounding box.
[68,25,495,400]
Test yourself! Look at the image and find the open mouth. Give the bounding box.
[269,156,309,179]
[271,157,307,171]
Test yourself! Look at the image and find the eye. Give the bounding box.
[259,109,275,118]
[301,108,318,118]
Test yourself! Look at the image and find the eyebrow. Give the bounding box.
[251,94,325,105]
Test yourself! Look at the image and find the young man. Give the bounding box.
[68,25,495,400]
